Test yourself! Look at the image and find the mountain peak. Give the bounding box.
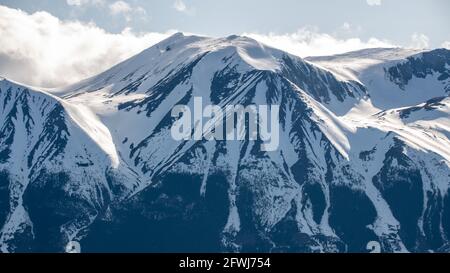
[156,32,208,48]
[60,33,292,96]
[226,34,240,40]
[0,76,32,91]
[169,31,185,39]
[0,76,14,85]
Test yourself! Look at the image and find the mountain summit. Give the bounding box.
[1,34,450,253]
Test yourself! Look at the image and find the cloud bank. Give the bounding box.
[0,5,170,88]
[244,28,395,57]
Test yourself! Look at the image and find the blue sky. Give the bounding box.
[0,0,449,87]
[2,0,449,46]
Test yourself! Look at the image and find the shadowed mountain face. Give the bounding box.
[0,34,449,253]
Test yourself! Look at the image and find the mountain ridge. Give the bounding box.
[0,33,449,253]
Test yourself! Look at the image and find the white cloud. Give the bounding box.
[109,1,132,15]
[108,1,147,22]
[244,27,395,57]
[66,0,104,6]
[173,0,195,15]
[366,0,382,6]
[66,0,88,6]
[341,22,351,31]
[0,5,171,88]
[410,33,430,49]
[442,41,450,49]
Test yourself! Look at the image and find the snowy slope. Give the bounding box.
[0,78,140,252]
[0,34,449,253]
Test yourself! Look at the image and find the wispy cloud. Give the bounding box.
[108,1,147,22]
[366,0,382,6]
[410,33,430,49]
[109,1,132,15]
[66,0,105,7]
[173,0,187,12]
[173,0,195,15]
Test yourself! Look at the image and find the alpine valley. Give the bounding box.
[1,33,450,253]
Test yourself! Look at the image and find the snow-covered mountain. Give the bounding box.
[0,33,449,253]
